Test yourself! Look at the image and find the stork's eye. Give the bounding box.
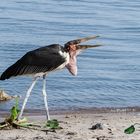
[70,45,76,51]
[64,44,70,52]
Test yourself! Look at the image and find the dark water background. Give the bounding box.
[0,0,140,111]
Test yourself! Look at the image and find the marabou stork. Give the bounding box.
[0,35,101,120]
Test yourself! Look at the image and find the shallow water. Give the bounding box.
[0,0,140,111]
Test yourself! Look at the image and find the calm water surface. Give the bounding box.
[0,0,140,111]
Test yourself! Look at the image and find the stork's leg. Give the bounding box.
[18,77,38,120]
[42,75,50,120]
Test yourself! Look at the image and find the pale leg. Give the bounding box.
[42,75,50,120]
[18,78,38,120]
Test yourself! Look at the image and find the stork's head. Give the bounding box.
[64,35,101,56]
[64,35,101,76]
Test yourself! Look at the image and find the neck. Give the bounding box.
[66,50,78,76]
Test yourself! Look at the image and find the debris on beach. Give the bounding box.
[0,98,61,133]
[0,90,19,101]
[90,123,103,130]
[45,119,62,130]
[0,90,12,101]
[124,123,140,134]
[0,97,26,129]
[66,131,77,135]
[96,136,110,140]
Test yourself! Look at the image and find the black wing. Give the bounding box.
[0,44,66,80]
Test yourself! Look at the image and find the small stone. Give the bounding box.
[90,123,103,130]
[96,136,106,140]
[0,90,20,101]
[65,115,69,118]
[0,90,12,101]
[33,136,45,140]
[66,131,77,135]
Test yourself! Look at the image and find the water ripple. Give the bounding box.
[0,0,140,110]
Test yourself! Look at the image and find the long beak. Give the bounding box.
[65,35,100,46]
[76,44,102,50]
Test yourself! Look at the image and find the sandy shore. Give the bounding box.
[0,109,140,140]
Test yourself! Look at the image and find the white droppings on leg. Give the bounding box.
[42,77,50,120]
[18,78,38,119]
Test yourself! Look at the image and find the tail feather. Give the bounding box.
[0,62,22,80]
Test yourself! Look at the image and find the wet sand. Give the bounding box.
[0,107,140,140]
